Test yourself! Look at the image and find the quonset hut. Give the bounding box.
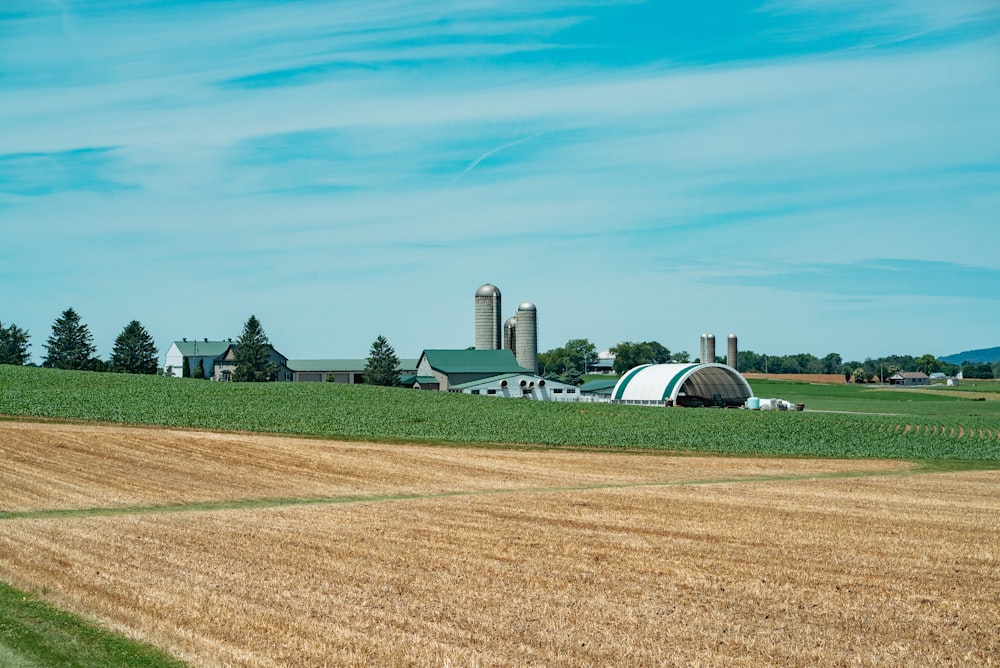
[611,363,753,407]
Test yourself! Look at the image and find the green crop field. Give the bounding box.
[2,365,999,461]
[750,379,1000,416]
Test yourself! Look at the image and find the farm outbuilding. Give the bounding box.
[611,363,754,407]
[448,373,581,401]
[888,371,930,387]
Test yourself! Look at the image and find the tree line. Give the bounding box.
[1,308,158,374]
[539,339,692,385]
[1,308,407,387]
[537,339,998,385]
[4,311,996,384]
[736,350,999,382]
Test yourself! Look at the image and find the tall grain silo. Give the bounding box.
[705,334,716,364]
[700,334,707,363]
[474,284,502,350]
[515,302,538,373]
[727,334,738,370]
[504,316,517,351]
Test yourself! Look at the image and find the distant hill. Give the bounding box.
[939,347,1000,365]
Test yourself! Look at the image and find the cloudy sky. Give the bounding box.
[3,0,999,364]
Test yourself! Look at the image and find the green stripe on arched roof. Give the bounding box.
[662,364,700,400]
[611,364,650,401]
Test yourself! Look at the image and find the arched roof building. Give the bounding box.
[611,363,753,407]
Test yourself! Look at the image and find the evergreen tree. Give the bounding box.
[233,315,276,382]
[110,320,159,374]
[44,308,97,370]
[0,321,31,365]
[363,335,401,386]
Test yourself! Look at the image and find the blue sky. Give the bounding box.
[2,0,999,364]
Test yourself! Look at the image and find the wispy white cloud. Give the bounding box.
[1,1,998,360]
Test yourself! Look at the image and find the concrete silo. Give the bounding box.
[504,315,517,352]
[704,334,716,364]
[514,302,538,373]
[474,284,502,350]
[727,334,738,370]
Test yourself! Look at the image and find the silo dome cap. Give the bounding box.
[517,301,537,311]
[475,284,501,297]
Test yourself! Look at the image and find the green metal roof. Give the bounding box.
[171,340,233,357]
[287,359,418,373]
[579,378,618,394]
[421,349,528,374]
[414,376,439,385]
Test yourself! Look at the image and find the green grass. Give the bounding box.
[2,365,999,460]
[0,581,184,668]
[748,379,1000,417]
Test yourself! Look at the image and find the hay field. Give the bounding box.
[1,421,998,666]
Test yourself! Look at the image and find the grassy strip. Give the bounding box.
[0,581,184,668]
[9,461,994,523]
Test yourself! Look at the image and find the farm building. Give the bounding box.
[412,349,530,391]
[164,339,233,378]
[163,339,289,380]
[611,363,754,407]
[286,359,418,383]
[448,373,581,401]
[888,371,930,387]
[580,378,618,400]
[212,344,290,382]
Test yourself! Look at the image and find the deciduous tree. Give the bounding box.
[916,354,941,376]
[538,338,598,383]
[610,341,671,375]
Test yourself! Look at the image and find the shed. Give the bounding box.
[611,363,753,407]
[448,373,580,401]
[286,359,418,383]
[888,371,930,387]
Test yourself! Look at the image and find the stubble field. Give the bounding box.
[1,420,998,666]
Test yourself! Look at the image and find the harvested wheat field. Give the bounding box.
[1,421,998,666]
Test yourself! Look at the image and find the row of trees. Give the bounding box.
[1,308,160,374]
[2,307,408,387]
[538,339,691,385]
[737,350,999,381]
[7,309,998,385]
[537,339,999,386]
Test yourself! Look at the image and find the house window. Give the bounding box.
[471,390,480,394]
[554,389,563,394]
[487,389,497,395]
[568,389,576,393]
